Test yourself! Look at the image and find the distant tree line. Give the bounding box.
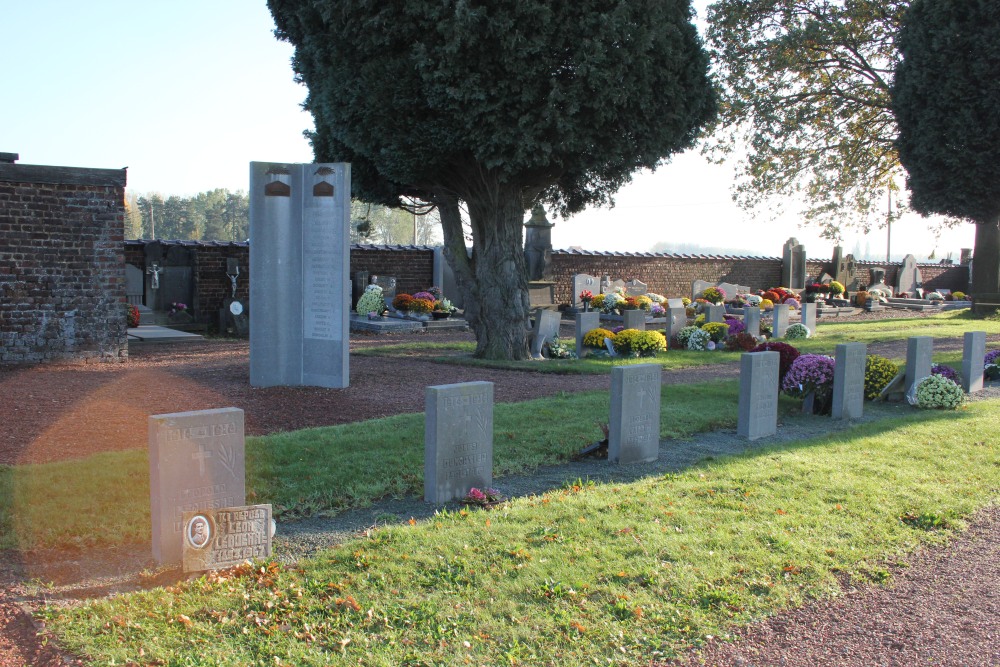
[124,189,442,245]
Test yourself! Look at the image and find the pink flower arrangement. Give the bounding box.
[412,291,435,302]
[782,354,836,398]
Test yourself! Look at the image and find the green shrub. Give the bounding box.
[356,286,386,315]
[783,323,810,340]
[864,355,900,400]
[914,375,965,410]
[676,325,700,348]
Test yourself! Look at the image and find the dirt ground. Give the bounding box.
[1,315,998,665]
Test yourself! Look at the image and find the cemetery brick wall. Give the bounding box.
[0,163,128,365]
[350,245,435,296]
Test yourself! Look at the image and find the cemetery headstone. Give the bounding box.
[424,382,493,503]
[575,312,601,358]
[692,279,714,300]
[530,308,563,359]
[962,331,986,393]
[666,307,687,342]
[666,298,685,309]
[609,364,661,464]
[832,343,867,419]
[800,302,817,333]
[182,504,272,573]
[781,238,806,290]
[572,273,600,308]
[706,305,726,323]
[737,351,779,440]
[717,282,750,300]
[125,264,144,306]
[773,303,790,338]
[623,309,646,330]
[352,271,369,309]
[601,277,625,295]
[905,336,933,395]
[624,279,648,297]
[149,407,246,565]
[837,253,859,291]
[743,306,761,338]
[250,162,350,389]
[896,254,921,295]
[371,275,397,305]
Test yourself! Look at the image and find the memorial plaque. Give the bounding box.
[773,304,790,338]
[609,365,661,464]
[425,382,494,503]
[832,343,867,419]
[624,279,648,297]
[737,352,779,440]
[962,331,986,394]
[182,504,272,573]
[575,312,601,358]
[706,305,726,324]
[149,408,246,564]
[744,307,761,338]
[905,336,933,394]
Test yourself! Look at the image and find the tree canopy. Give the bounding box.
[269,0,716,359]
[891,0,1000,296]
[705,0,906,237]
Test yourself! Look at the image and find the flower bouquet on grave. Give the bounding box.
[125,303,140,328]
[461,487,506,509]
[782,354,835,415]
[579,289,593,311]
[432,297,455,319]
[168,301,193,323]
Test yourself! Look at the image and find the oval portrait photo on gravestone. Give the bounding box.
[186,514,212,549]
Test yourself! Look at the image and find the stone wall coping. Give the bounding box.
[0,163,126,187]
[554,248,783,261]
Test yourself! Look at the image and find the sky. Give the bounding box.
[3,1,976,262]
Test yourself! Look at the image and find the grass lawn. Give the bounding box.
[40,400,1000,666]
[0,381,790,552]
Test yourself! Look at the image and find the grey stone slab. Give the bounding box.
[666,307,687,341]
[575,312,601,358]
[832,343,867,419]
[716,282,750,300]
[799,302,817,333]
[737,352,779,440]
[623,309,646,330]
[666,298,685,309]
[782,238,806,290]
[349,314,424,334]
[609,364,661,464]
[601,277,626,295]
[424,382,493,503]
[905,336,933,395]
[773,304,790,338]
[249,162,350,389]
[692,280,714,300]
[370,275,397,303]
[962,331,986,393]
[182,504,272,573]
[530,308,563,359]
[125,264,144,303]
[149,408,246,565]
[705,305,726,323]
[896,254,919,295]
[624,279,648,297]
[743,307,761,338]
[572,273,600,308]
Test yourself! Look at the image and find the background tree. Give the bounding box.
[129,190,249,241]
[269,0,716,359]
[891,0,1000,297]
[705,1,907,238]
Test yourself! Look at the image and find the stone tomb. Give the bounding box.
[737,351,779,440]
[772,304,790,338]
[530,308,563,359]
[905,336,933,395]
[895,254,922,295]
[832,343,866,419]
[425,382,494,503]
[575,311,601,358]
[149,408,246,564]
[609,364,662,464]
[962,331,986,394]
[572,273,600,308]
[743,307,761,338]
[182,504,272,573]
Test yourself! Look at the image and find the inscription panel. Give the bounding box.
[738,352,779,440]
[609,364,662,464]
[183,504,272,573]
[832,343,867,419]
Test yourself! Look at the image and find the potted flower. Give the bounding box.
[432,298,455,319]
[579,289,594,311]
[407,296,435,319]
[782,354,836,414]
[125,302,140,328]
[701,286,726,305]
[168,301,192,324]
[462,487,506,509]
[356,284,387,318]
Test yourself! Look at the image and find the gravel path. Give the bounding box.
[1,309,998,665]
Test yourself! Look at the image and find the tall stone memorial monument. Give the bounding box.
[249,162,350,388]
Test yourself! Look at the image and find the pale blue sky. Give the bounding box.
[3,1,975,260]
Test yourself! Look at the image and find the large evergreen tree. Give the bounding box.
[268,0,716,359]
[891,0,1000,298]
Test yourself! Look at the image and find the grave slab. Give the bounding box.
[575,312,601,358]
[149,408,246,565]
[962,331,986,393]
[666,307,687,341]
[905,336,933,395]
[530,308,563,359]
[623,310,646,330]
[800,302,817,333]
[832,343,867,419]
[572,273,600,308]
[609,365,661,464]
[743,307,761,338]
[425,382,493,504]
[773,304,790,338]
[737,352,779,440]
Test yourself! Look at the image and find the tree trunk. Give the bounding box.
[437,184,531,360]
[971,218,1000,297]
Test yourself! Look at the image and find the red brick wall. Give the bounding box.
[350,245,435,295]
[0,164,128,364]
